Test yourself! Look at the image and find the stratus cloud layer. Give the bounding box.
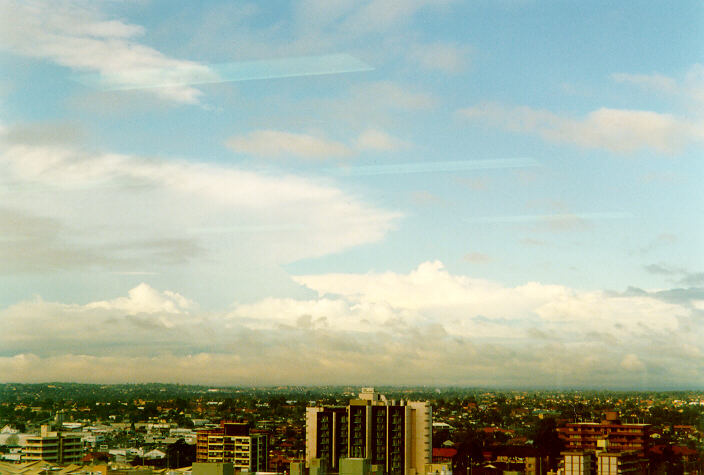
[0,0,215,103]
[1,262,701,387]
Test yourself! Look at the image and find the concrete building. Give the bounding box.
[22,425,82,464]
[562,452,595,475]
[595,451,643,474]
[306,388,432,475]
[557,412,651,456]
[560,448,645,475]
[195,422,267,472]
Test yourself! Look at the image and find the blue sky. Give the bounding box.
[0,0,702,388]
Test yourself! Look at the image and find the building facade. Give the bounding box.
[306,388,432,475]
[196,422,267,472]
[558,412,651,456]
[560,450,645,475]
[562,452,595,475]
[22,425,82,464]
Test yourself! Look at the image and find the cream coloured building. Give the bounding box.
[306,388,432,475]
[22,425,82,464]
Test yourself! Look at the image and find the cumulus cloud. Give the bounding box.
[459,103,704,154]
[1,263,701,387]
[295,261,687,338]
[86,283,193,315]
[0,0,216,104]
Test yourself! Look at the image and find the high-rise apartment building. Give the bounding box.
[22,425,82,464]
[196,422,268,472]
[306,388,432,475]
[557,412,651,456]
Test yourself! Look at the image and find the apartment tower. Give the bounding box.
[306,388,432,475]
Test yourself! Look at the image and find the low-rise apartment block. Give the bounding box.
[196,422,267,472]
[22,425,83,464]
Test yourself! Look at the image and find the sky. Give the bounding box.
[0,0,702,388]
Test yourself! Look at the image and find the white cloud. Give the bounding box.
[611,73,678,95]
[0,130,399,281]
[0,286,201,356]
[612,63,704,106]
[410,42,470,73]
[227,128,408,160]
[534,291,682,335]
[227,130,352,159]
[459,103,704,154]
[355,129,407,151]
[294,261,685,339]
[295,261,553,317]
[0,0,216,104]
[0,262,701,386]
[86,283,193,315]
[241,81,436,135]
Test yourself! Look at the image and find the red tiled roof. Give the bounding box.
[433,448,458,458]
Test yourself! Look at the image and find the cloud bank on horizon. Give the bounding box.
[1,262,701,388]
[0,0,702,388]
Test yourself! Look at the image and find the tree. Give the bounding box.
[531,418,564,470]
[166,439,196,468]
[453,429,485,474]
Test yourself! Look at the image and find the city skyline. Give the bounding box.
[0,0,702,388]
